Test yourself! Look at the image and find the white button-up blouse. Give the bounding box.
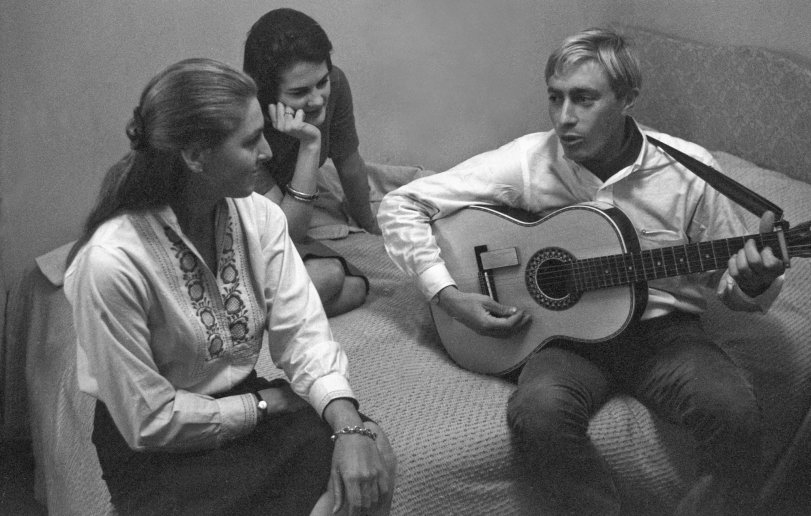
[65,194,354,452]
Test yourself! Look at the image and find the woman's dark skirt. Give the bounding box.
[92,374,333,516]
[295,238,370,293]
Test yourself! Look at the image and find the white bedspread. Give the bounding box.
[6,153,811,515]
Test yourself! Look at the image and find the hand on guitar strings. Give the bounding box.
[436,286,531,338]
[727,211,786,298]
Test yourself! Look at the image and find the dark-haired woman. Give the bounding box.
[244,8,378,317]
[65,57,395,515]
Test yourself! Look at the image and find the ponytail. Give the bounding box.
[66,58,257,268]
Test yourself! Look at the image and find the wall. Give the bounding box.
[0,0,590,286]
[1,0,809,288]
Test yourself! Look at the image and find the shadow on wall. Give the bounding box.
[1,245,6,431]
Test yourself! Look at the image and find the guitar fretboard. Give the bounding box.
[571,232,779,291]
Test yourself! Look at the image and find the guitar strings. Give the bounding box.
[538,242,810,287]
[449,242,810,294]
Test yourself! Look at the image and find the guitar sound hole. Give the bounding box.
[525,247,580,310]
[536,259,569,298]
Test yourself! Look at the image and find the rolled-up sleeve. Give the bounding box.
[253,198,355,416]
[717,270,784,312]
[378,140,527,300]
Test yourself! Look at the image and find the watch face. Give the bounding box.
[258,400,268,410]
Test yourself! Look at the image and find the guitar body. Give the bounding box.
[430,202,647,375]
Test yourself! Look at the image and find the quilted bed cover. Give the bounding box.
[4,150,810,515]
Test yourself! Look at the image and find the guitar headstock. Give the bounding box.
[786,220,811,258]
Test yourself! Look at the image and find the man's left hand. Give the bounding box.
[728,211,786,297]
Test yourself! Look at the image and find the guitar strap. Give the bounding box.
[646,135,786,224]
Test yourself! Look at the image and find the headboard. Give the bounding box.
[616,25,811,184]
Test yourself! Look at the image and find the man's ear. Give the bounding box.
[180,146,208,174]
[622,87,640,115]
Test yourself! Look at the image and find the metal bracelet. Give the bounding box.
[331,425,377,442]
[285,183,319,202]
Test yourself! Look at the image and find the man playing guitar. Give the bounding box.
[378,28,786,515]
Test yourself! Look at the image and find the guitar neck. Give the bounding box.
[574,231,781,291]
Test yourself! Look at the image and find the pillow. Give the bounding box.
[708,151,811,499]
[307,160,430,240]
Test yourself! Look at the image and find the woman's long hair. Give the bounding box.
[66,58,257,266]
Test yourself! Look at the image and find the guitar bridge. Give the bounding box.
[475,246,519,302]
[480,247,520,269]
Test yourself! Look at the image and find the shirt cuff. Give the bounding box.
[718,272,784,312]
[308,372,356,418]
[215,392,258,445]
[418,263,457,300]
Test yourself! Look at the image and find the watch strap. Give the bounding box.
[254,391,268,420]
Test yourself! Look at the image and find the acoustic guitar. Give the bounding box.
[429,202,810,375]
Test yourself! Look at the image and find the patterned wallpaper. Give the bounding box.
[618,25,811,184]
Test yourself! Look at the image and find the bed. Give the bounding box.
[3,25,811,515]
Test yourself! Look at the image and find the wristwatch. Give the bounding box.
[254,391,268,421]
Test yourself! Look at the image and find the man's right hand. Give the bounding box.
[436,286,531,338]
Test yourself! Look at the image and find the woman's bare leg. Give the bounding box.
[305,258,367,317]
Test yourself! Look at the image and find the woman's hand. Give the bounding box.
[436,286,531,338]
[322,400,395,515]
[333,151,382,235]
[267,102,320,145]
[267,101,322,241]
[330,422,394,516]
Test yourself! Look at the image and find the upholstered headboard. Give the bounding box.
[617,25,811,184]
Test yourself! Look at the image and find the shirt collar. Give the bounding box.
[559,117,647,186]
